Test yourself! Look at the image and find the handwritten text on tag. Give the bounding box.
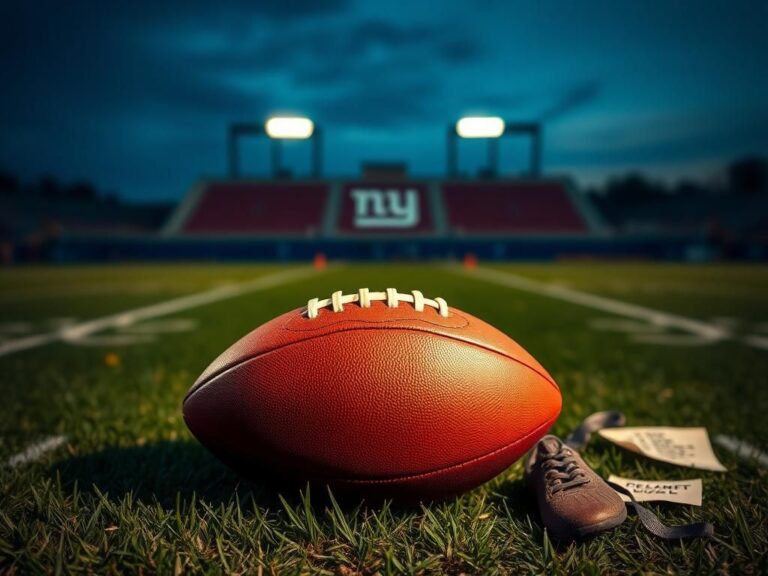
[598,427,727,472]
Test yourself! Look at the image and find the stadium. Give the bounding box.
[2,2,767,574]
[3,119,767,263]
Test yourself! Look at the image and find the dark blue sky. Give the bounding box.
[1,0,767,200]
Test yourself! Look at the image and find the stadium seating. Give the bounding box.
[181,182,328,235]
[442,181,588,234]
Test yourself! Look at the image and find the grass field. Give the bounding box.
[1,262,767,574]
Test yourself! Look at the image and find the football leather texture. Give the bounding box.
[183,289,562,501]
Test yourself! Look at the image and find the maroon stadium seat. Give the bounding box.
[182,182,328,235]
[442,181,587,234]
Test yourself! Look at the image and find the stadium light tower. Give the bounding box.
[447,116,542,178]
[227,116,322,179]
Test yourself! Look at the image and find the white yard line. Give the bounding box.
[742,334,768,351]
[714,434,768,468]
[6,435,68,467]
[0,266,324,358]
[448,265,742,345]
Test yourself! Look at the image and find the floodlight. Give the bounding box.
[265,117,314,139]
[456,116,505,138]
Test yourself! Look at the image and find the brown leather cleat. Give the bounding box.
[525,435,627,540]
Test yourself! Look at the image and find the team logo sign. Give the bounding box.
[351,188,420,228]
[338,183,432,233]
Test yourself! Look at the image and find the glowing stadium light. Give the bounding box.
[456,116,505,138]
[265,116,315,139]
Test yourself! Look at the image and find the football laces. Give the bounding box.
[306,288,448,319]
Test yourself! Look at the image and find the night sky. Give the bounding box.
[1,1,767,200]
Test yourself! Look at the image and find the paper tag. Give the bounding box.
[608,475,703,505]
[598,427,727,472]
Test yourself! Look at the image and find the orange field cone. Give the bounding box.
[313,252,327,270]
[463,252,477,270]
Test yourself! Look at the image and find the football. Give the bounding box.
[183,288,562,501]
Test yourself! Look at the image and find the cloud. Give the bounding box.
[150,17,484,129]
[538,81,602,121]
[310,75,441,128]
[167,18,483,88]
[5,1,762,198]
[227,0,349,21]
[347,20,435,48]
[438,38,483,63]
[551,105,768,169]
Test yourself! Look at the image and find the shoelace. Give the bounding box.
[541,447,590,493]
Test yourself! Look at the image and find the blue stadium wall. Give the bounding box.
[49,235,739,262]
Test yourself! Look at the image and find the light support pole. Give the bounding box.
[227,117,320,179]
[487,137,499,177]
[505,122,542,177]
[228,122,262,178]
[447,124,458,178]
[448,117,543,178]
[311,127,323,179]
[270,138,282,177]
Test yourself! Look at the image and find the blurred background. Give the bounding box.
[1,0,767,264]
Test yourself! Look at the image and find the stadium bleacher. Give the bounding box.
[442,181,588,235]
[167,178,593,238]
[48,176,764,262]
[177,182,329,236]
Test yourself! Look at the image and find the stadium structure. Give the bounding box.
[43,179,741,263]
[6,117,766,263]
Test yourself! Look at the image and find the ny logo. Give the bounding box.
[350,188,420,228]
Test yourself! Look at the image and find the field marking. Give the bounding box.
[67,334,158,347]
[589,318,721,346]
[630,334,722,346]
[0,267,324,358]
[120,318,198,334]
[588,318,665,334]
[714,435,768,468]
[743,334,768,351]
[448,265,751,347]
[6,435,68,468]
[67,319,200,347]
[0,322,33,334]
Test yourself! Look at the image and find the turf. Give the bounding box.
[1,263,767,574]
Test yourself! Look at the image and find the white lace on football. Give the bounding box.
[305,288,449,319]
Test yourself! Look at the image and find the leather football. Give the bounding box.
[183,288,561,501]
